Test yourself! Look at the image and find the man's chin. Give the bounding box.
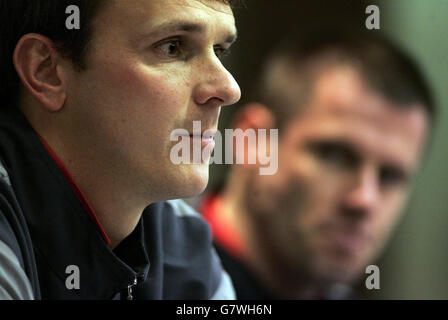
[309,255,366,285]
[170,163,210,199]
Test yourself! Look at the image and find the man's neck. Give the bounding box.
[20,102,150,249]
[40,131,147,249]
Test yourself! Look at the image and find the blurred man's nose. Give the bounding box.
[193,56,241,108]
[343,165,380,214]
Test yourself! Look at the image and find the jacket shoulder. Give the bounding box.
[145,200,235,299]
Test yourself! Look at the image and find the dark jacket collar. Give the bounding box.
[0,105,150,299]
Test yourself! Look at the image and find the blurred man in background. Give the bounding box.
[200,32,434,299]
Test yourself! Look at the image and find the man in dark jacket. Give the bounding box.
[0,0,241,299]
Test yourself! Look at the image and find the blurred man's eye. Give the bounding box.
[380,166,409,188]
[308,141,358,170]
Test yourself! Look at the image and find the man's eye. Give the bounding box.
[320,149,353,168]
[309,142,357,169]
[214,45,230,60]
[156,39,186,58]
[380,167,408,187]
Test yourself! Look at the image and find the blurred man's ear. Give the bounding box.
[13,33,67,112]
[230,103,276,169]
[232,103,275,131]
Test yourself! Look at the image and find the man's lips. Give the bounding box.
[174,130,217,146]
[185,129,217,139]
[190,134,216,146]
[333,232,368,253]
[325,225,372,253]
[189,129,218,137]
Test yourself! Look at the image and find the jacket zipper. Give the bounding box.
[127,276,138,300]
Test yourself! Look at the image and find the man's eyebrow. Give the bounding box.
[142,20,237,44]
[153,21,205,34]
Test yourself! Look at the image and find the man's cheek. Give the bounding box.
[274,175,310,222]
[100,63,177,107]
[375,206,404,245]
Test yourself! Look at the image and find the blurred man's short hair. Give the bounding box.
[250,32,435,131]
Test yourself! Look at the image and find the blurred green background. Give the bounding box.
[201,0,448,299]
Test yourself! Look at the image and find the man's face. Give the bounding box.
[65,0,240,202]
[248,66,428,284]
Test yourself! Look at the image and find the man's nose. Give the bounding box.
[193,57,241,108]
[343,166,380,213]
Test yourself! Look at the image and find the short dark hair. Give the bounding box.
[252,31,436,130]
[0,0,238,108]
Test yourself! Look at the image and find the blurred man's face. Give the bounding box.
[65,0,240,202]
[248,66,428,284]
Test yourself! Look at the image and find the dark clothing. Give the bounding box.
[214,244,281,300]
[200,193,279,300]
[0,105,234,300]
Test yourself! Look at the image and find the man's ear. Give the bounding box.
[13,33,67,112]
[230,103,276,167]
[232,103,275,131]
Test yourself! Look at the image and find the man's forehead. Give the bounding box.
[289,67,428,170]
[102,0,236,37]
[186,0,234,14]
[112,0,234,18]
[310,66,428,141]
